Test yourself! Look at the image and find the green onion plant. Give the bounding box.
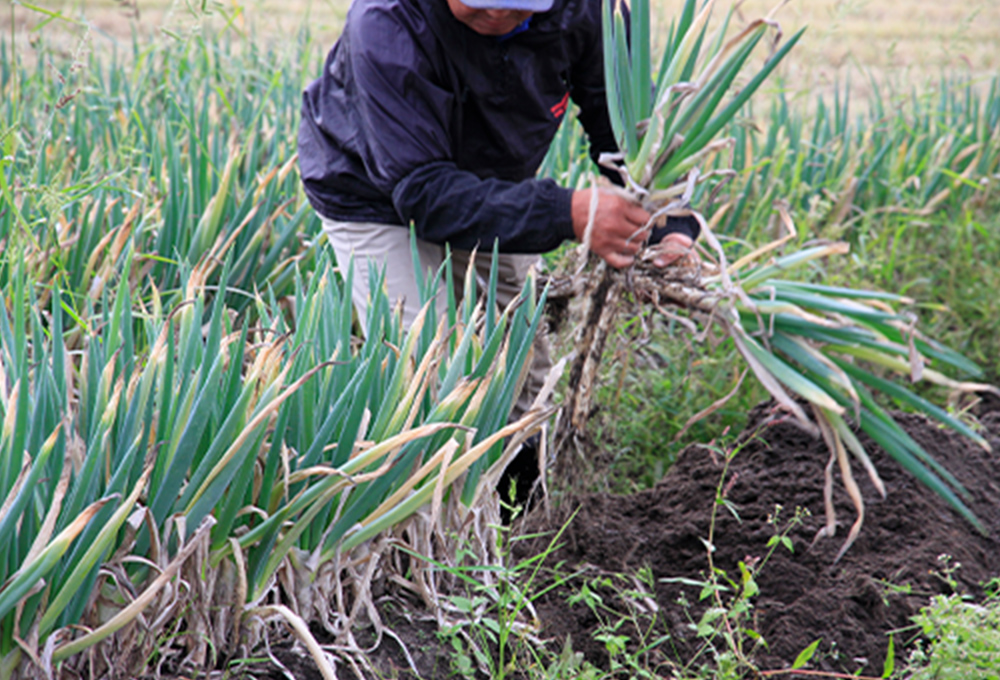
[557,0,996,560]
[0,243,547,677]
[0,19,549,677]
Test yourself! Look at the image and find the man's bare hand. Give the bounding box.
[649,232,697,268]
[571,188,651,269]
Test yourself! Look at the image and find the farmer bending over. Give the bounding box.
[298,0,700,509]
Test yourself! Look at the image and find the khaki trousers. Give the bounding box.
[320,217,552,419]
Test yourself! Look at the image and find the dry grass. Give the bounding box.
[653,0,1000,104]
[7,0,999,94]
[4,0,348,62]
[715,0,999,74]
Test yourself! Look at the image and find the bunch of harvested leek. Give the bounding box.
[555,0,994,559]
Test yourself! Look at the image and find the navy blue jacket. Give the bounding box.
[299,0,698,253]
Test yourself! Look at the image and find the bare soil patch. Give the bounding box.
[515,402,1000,676]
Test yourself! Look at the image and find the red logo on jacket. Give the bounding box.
[550,92,569,118]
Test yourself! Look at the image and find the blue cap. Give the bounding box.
[460,0,555,11]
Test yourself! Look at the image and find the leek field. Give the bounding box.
[1,1,999,678]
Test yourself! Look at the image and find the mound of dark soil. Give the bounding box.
[516,405,1000,676]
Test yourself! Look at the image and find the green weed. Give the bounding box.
[426,512,586,680]
[903,577,1000,680]
[566,566,677,679]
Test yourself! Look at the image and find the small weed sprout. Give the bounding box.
[930,553,963,593]
[877,582,915,610]
[662,431,809,678]
[432,512,580,680]
[566,569,678,680]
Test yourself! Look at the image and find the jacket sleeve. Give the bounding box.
[349,7,576,253]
